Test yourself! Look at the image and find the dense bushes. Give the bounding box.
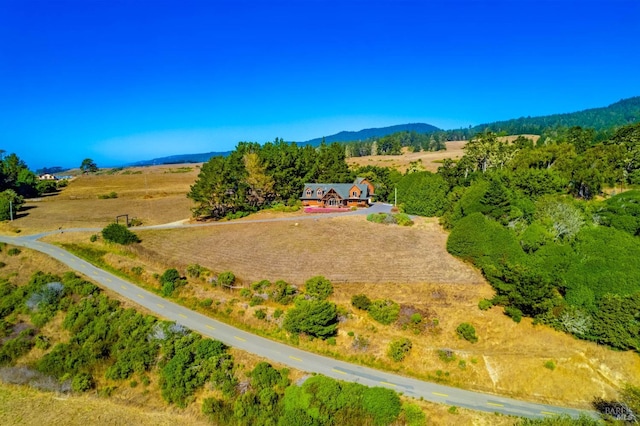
[283,298,338,339]
[456,323,478,343]
[280,375,402,426]
[396,171,448,216]
[368,299,400,325]
[304,275,333,300]
[387,338,413,362]
[101,223,140,245]
[366,212,414,226]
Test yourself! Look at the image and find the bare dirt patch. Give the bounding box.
[132,215,485,286]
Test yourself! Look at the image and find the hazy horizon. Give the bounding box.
[2,0,639,170]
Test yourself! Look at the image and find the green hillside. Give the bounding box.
[472,96,640,135]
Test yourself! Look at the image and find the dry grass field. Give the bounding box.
[347,136,540,173]
[0,246,512,426]
[7,165,198,234]
[132,216,485,285]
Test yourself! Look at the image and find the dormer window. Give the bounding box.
[352,190,358,197]
[316,188,323,197]
[305,188,312,197]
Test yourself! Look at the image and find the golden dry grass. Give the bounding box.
[346,136,541,173]
[132,216,485,286]
[0,382,210,426]
[13,165,199,233]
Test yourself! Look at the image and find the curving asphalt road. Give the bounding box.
[0,206,596,420]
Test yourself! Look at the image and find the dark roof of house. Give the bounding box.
[301,183,370,200]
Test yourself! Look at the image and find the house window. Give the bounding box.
[305,188,312,197]
[317,188,323,197]
[328,198,338,206]
[352,190,358,197]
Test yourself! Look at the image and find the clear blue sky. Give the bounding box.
[1,0,639,170]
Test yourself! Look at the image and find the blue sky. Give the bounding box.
[1,0,639,170]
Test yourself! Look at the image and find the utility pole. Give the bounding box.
[394,187,397,207]
[9,200,13,221]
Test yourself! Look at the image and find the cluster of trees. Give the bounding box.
[344,130,447,157]
[188,139,353,220]
[0,152,55,220]
[202,366,424,426]
[423,123,640,350]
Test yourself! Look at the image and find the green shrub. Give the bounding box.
[89,234,98,243]
[101,223,140,245]
[544,360,556,371]
[456,323,478,343]
[402,403,427,426]
[217,271,236,288]
[254,309,267,320]
[131,266,144,276]
[478,299,493,310]
[249,296,264,307]
[283,299,338,339]
[394,213,414,226]
[362,386,402,426]
[304,276,333,300]
[368,299,400,325]
[97,191,118,199]
[273,309,283,319]
[437,349,456,363]
[351,293,372,310]
[160,268,185,296]
[396,171,448,216]
[504,306,523,323]
[387,338,413,362]
[199,298,213,307]
[327,337,337,346]
[71,372,95,392]
[186,264,203,278]
[7,248,20,256]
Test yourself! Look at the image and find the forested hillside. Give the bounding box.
[473,96,640,135]
[302,123,441,146]
[386,122,640,352]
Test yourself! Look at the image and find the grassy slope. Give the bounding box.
[0,246,510,426]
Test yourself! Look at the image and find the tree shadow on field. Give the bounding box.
[15,205,37,219]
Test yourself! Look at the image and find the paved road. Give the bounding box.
[0,206,595,420]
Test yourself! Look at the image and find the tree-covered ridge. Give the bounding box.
[472,96,640,136]
[302,123,441,146]
[188,139,354,219]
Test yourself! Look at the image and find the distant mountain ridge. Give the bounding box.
[127,123,441,166]
[301,123,441,146]
[127,96,639,166]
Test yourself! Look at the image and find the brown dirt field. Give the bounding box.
[131,216,485,286]
[346,135,540,173]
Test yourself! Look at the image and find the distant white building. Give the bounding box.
[39,174,58,181]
